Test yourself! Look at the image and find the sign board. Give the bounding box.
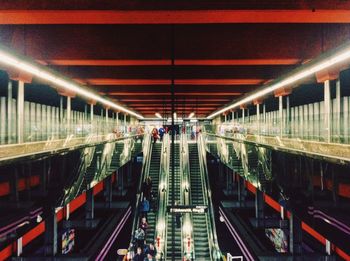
[167,205,207,214]
[117,249,128,255]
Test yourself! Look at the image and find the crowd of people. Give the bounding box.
[125,176,158,260]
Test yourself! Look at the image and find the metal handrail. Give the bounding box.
[130,133,152,243]
[160,134,170,260]
[181,134,194,260]
[198,134,222,260]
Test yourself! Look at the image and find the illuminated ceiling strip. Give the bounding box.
[0,47,143,119]
[188,112,195,119]
[207,43,350,119]
[155,112,162,119]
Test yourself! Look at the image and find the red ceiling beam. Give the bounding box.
[80,79,265,85]
[40,59,302,66]
[1,10,350,24]
[106,92,242,96]
[127,101,222,105]
[120,99,230,102]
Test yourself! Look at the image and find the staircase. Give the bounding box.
[145,143,162,244]
[208,143,218,158]
[227,143,244,175]
[189,143,211,260]
[166,143,182,260]
[132,142,142,157]
[79,151,99,194]
[109,142,124,171]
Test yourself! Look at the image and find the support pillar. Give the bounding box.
[10,166,19,203]
[324,80,331,143]
[124,113,127,133]
[289,213,302,255]
[231,110,235,123]
[44,208,57,256]
[104,107,109,134]
[17,81,24,143]
[335,79,341,142]
[60,96,64,123]
[286,96,290,136]
[242,108,245,125]
[7,80,12,143]
[255,189,264,222]
[237,175,245,203]
[256,103,260,134]
[116,112,119,130]
[263,104,266,127]
[104,175,113,207]
[279,95,283,137]
[85,189,94,221]
[41,159,48,196]
[66,96,72,135]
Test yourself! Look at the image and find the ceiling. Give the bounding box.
[0,1,350,118]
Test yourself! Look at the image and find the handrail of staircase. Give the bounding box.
[198,133,222,260]
[130,133,152,244]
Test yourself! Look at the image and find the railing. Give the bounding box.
[130,133,152,244]
[205,95,350,144]
[0,96,142,145]
[198,134,222,260]
[156,134,170,260]
[180,134,194,260]
[227,253,243,261]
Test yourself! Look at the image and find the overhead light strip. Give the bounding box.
[207,43,350,119]
[0,47,144,119]
[155,112,162,119]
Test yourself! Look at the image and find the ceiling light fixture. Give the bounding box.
[188,112,195,119]
[0,47,144,119]
[207,42,350,119]
[155,112,162,119]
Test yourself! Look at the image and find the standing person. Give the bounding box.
[151,127,158,144]
[133,229,145,249]
[133,247,145,261]
[140,198,150,218]
[139,217,149,235]
[158,126,165,141]
[142,177,152,200]
[144,243,157,257]
[143,253,156,261]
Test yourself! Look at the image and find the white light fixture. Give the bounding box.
[207,43,350,119]
[188,112,195,119]
[155,112,162,119]
[0,47,143,119]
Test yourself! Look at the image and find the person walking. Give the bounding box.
[158,126,165,141]
[151,128,159,143]
[133,247,145,261]
[140,198,150,218]
[139,217,149,235]
[144,243,157,257]
[133,228,145,249]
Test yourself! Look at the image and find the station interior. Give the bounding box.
[0,1,350,261]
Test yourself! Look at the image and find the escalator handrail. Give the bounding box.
[150,135,166,246]
[158,134,170,259]
[130,133,152,241]
[182,134,194,259]
[198,134,222,260]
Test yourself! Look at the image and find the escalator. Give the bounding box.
[145,143,162,244]
[166,143,182,260]
[227,143,244,175]
[189,143,211,260]
[79,146,103,194]
[110,142,124,171]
